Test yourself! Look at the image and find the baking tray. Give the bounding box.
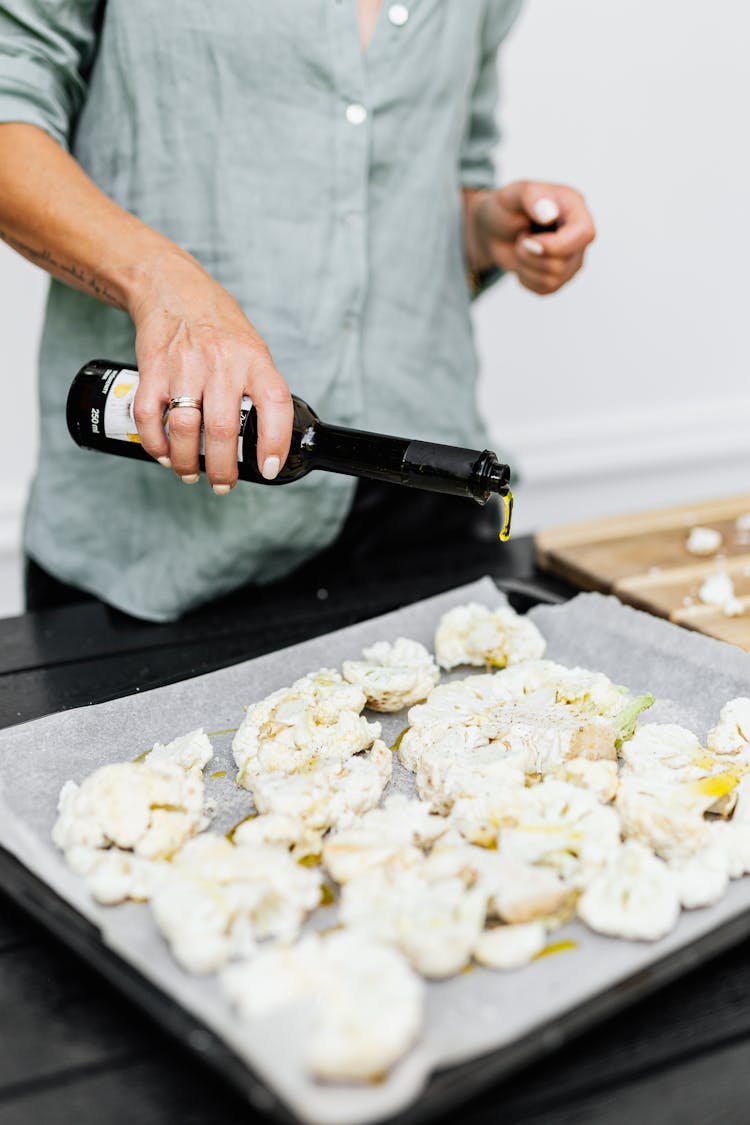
[3,578,750,1124]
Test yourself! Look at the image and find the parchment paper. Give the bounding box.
[2,577,750,1125]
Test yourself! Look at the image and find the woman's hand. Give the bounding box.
[129,252,293,492]
[465,181,596,296]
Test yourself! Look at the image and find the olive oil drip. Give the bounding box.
[534,939,578,960]
[225,813,257,842]
[499,487,514,542]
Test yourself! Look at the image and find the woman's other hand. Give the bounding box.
[465,180,596,296]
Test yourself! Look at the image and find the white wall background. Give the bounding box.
[1,0,749,617]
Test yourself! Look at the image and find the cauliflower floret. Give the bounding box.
[616,773,718,862]
[340,864,488,978]
[424,839,572,924]
[669,847,730,909]
[414,729,526,814]
[149,834,322,974]
[473,922,547,969]
[491,780,622,883]
[232,813,323,860]
[434,603,546,671]
[577,841,680,941]
[707,699,750,759]
[53,760,207,862]
[221,932,423,1083]
[64,846,168,905]
[144,728,213,773]
[709,820,750,879]
[342,638,440,712]
[248,740,393,832]
[232,669,378,787]
[548,758,619,804]
[322,795,449,884]
[620,724,708,781]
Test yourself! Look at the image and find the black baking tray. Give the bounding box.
[4,576,750,1125]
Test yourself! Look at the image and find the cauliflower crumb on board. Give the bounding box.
[685,526,722,556]
[49,596,750,1089]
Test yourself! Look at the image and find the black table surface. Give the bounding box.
[1,537,748,1125]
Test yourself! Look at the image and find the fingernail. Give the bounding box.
[522,238,545,256]
[213,484,232,496]
[157,456,172,468]
[181,473,200,484]
[262,455,280,481]
[533,198,559,224]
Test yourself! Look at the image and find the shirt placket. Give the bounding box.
[328,0,372,426]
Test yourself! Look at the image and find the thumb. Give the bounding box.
[496,181,561,227]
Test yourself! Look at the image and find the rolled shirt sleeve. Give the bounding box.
[460,0,523,190]
[0,0,101,148]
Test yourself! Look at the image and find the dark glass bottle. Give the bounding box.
[67,361,513,524]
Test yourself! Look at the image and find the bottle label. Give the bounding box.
[102,368,250,462]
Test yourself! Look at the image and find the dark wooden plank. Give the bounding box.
[0,938,162,1090]
[481,1036,750,1125]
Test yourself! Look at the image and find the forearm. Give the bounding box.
[461,188,496,275]
[0,123,198,313]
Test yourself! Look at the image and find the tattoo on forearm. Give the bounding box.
[0,228,126,310]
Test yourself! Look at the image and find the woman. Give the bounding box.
[0,0,594,621]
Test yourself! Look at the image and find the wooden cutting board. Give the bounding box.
[535,494,750,650]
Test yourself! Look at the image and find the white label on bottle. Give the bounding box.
[103,369,141,445]
[103,368,250,462]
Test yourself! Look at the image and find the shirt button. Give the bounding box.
[345,103,367,126]
[388,4,409,26]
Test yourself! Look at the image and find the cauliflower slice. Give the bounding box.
[473,922,547,969]
[322,795,449,884]
[342,638,440,711]
[577,841,680,941]
[232,669,378,787]
[221,932,423,1083]
[149,834,322,974]
[340,864,488,978]
[248,740,393,832]
[434,603,546,671]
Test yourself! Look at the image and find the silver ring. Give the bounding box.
[168,396,202,412]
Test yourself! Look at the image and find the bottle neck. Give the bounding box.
[307,422,509,504]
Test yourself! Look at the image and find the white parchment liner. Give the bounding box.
[2,577,750,1125]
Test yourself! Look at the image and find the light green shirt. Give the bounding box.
[0,0,521,621]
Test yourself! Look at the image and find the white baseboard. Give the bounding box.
[497,394,750,487]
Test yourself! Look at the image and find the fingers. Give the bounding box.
[166,353,204,482]
[132,359,171,467]
[519,185,596,258]
[246,347,294,480]
[516,249,584,296]
[202,374,242,492]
